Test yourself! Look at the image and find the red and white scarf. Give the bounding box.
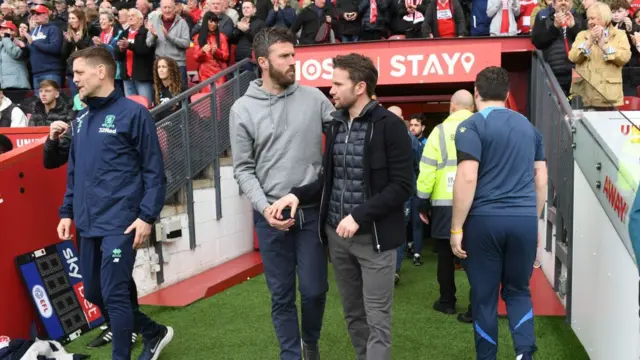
[403,0,424,23]
[370,0,378,23]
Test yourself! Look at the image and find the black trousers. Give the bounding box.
[435,238,457,305]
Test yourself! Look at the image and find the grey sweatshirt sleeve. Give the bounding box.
[167,19,191,50]
[230,107,271,214]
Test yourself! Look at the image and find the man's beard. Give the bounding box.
[268,63,295,89]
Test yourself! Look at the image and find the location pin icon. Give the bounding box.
[460,53,475,74]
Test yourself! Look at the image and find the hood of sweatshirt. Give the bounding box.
[243,79,300,131]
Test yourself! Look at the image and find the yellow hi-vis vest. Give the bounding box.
[416,109,474,206]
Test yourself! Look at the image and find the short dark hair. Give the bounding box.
[610,0,629,10]
[409,114,424,123]
[252,27,296,60]
[332,53,378,98]
[475,66,509,102]
[70,46,117,79]
[0,134,13,154]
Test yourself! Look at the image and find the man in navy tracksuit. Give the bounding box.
[57,47,173,360]
[450,67,548,360]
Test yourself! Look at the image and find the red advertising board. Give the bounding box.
[294,42,502,87]
[0,127,49,148]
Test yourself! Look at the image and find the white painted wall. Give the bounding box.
[572,164,640,360]
[132,166,255,297]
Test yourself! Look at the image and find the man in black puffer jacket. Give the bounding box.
[24,80,75,126]
[268,54,413,360]
[531,0,586,96]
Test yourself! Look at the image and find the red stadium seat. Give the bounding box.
[127,95,150,109]
[619,96,640,111]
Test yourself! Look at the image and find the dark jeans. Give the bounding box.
[396,196,424,271]
[254,207,328,360]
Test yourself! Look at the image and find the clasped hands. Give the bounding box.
[266,194,360,237]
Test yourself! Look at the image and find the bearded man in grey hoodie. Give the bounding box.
[229,27,335,360]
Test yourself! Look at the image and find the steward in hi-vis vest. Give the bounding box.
[416,90,474,318]
[417,108,473,238]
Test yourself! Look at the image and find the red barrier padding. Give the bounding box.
[0,127,49,149]
[0,139,71,339]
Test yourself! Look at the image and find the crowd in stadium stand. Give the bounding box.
[0,0,638,129]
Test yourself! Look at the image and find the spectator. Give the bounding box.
[175,0,196,30]
[421,0,466,38]
[335,0,361,42]
[85,8,102,36]
[0,133,12,154]
[1,3,16,24]
[193,12,229,90]
[136,0,152,17]
[291,0,332,44]
[14,2,29,25]
[118,7,131,29]
[116,8,155,104]
[487,0,520,36]
[532,0,585,96]
[0,89,28,127]
[27,80,75,126]
[517,0,537,34]
[471,0,491,35]
[529,0,547,31]
[192,0,235,37]
[611,0,640,95]
[53,0,69,29]
[358,0,388,40]
[186,0,202,23]
[95,10,125,91]
[222,0,240,24]
[0,21,31,104]
[86,0,98,10]
[230,1,265,70]
[388,0,424,39]
[568,2,631,108]
[266,0,296,28]
[152,56,184,118]
[62,9,92,96]
[21,5,63,92]
[100,0,114,13]
[146,0,191,89]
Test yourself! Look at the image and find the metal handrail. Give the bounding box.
[532,50,574,117]
[150,58,254,117]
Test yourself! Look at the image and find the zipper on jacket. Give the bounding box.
[339,120,351,222]
[368,121,381,252]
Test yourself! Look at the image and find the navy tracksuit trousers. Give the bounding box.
[463,215,538,360]
[80,234,161,360]
[254,207,329,360]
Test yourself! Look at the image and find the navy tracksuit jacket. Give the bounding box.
[59,90,165,234]
[58,89,165,360]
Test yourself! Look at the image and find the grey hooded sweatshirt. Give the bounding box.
[230,79,335,214]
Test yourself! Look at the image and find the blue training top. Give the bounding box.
[455,106,545,217]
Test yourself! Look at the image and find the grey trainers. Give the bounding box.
[302,341,320,360]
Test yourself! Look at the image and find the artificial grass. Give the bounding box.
[65,250,588,360]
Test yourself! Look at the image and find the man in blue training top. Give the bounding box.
[57,47,173,360]
[450,66,548,360]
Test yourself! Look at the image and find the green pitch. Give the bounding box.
[65,251,588,360]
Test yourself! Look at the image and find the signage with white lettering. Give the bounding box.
[293,43,502,87]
